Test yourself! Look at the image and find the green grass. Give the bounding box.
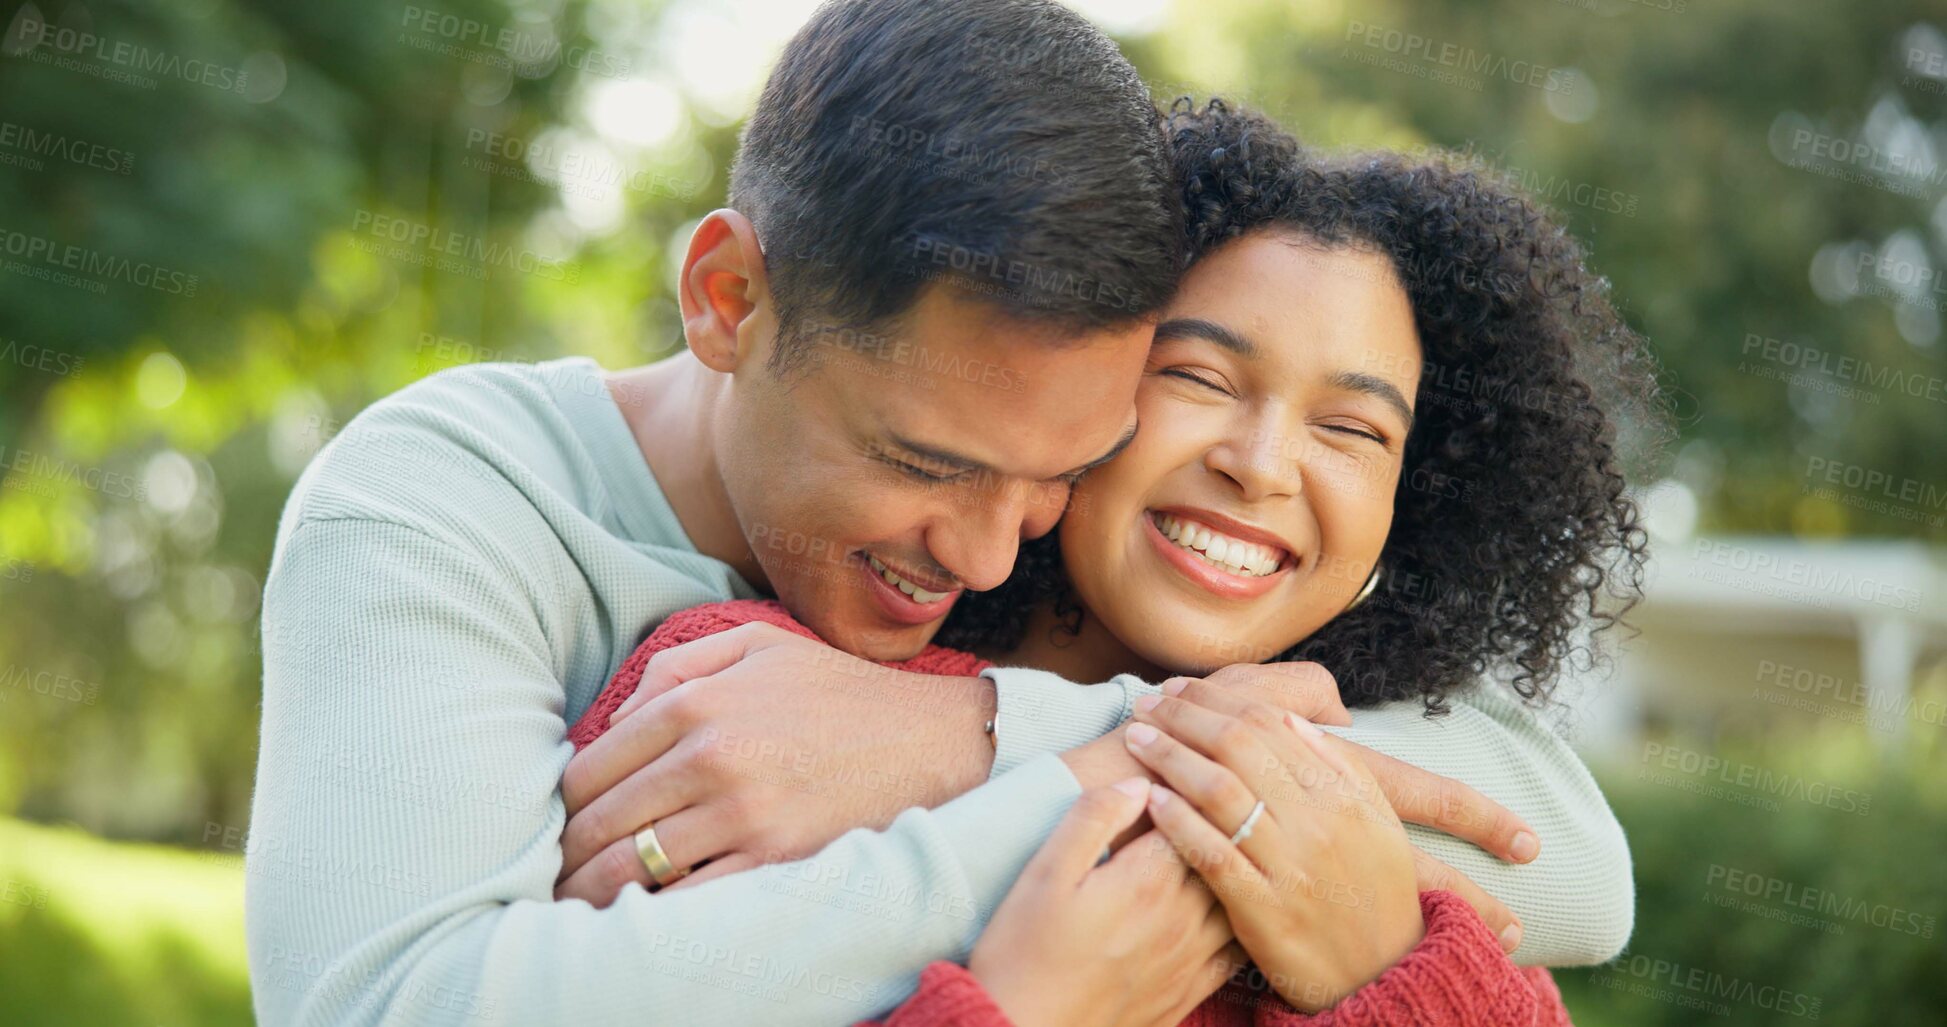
[0,817,252,1027]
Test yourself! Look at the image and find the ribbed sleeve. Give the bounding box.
[975,666,1634,967]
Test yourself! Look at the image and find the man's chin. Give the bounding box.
[805,610,937,664]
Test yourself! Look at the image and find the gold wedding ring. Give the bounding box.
[634,823,689,888]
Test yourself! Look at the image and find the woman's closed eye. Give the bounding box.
[1158,366,1235,396]
[1318,421,1389,445]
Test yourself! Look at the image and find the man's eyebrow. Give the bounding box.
[886,432,989,474]
[1155,317,1259,358]
[1326,370,1416,430]
[887,419,1140,481]
[1062,420,1140,479]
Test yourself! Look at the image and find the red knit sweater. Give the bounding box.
[569,600,1572,1026]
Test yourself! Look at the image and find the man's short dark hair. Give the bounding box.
[730,0,1181,373]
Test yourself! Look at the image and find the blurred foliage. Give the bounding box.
[0,817,251,1027]
[1558,729,1947,1025]
[0,0,1944,1021]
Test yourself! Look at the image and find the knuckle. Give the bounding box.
[598,841,642,893]
[1238,701,1283,731]
[1212,719,1256,760]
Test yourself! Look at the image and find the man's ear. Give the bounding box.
[678,209,771,373]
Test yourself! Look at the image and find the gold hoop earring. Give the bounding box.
[1344,563,1381,612]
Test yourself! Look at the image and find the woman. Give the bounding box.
[573,98,1659,1024]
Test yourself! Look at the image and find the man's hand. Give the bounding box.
[1095,665,1540,950]
[554,623,994,905]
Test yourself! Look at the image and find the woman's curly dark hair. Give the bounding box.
[937,98,1668,714]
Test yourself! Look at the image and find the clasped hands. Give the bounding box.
[554,623,1537,1006]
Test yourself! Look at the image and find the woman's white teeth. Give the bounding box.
[1152,513,1284,577]
[868,555,950,603]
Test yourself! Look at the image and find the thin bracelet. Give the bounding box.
[983,718,997,751]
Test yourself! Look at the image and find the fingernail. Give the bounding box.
[1112,777,1150,800]
[1509,831,1540,862]
[1133,694,1163,714]
[1284,711,1322,738]
[1161,678,1188,696]
[1127,722,1160,746]
[1149,785,1173,808]
[1500,921,1523,953]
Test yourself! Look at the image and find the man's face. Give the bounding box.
[719,284,1149,661]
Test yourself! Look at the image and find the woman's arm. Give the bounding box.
[1246,892,1571,1026]
[981,666,1634,966]
[856,894,1571,1027]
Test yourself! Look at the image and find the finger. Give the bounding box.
[1029,779,1154,887]
[558,753,701,879]
[1164,941,1251,1027]
[659,851,763,892]
[1332,738,1538,863]
[554,834,656,908]
[1188,662,1353,727]
[564,675,714,816]
[1411,846,1522,954]
[1131,694,1285,785]
[1145,784,1273,905]
[606,622,784,726]
[1123,720,1277,870]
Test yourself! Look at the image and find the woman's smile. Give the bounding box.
[1140,507,1297,600]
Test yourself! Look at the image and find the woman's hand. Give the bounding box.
[1125,685,1424,1014]
[968,779,1246,1027]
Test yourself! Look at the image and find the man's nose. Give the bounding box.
[927,488,1031,593]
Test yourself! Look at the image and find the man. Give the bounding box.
[247,1,1629,1023]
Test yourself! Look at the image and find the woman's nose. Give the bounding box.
[1206,427,1305,501]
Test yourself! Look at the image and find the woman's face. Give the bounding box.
[1059,230,1423,674]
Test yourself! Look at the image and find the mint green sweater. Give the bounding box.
[247,358,1632,1026]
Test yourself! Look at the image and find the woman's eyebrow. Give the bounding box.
[1154,317,1258,358]
[1326,369,1415,430]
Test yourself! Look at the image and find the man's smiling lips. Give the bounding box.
[1141,506,1297,600]
[858,552,963,625]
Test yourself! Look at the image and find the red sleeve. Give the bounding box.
[568,599,993,751]
[853,962,1016,1027]
[1245,891,1571,1027]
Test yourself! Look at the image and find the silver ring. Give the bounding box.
[1228,799,1266,846]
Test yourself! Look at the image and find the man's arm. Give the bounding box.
[247,517,1087,1026]
[983,666,1634,966]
